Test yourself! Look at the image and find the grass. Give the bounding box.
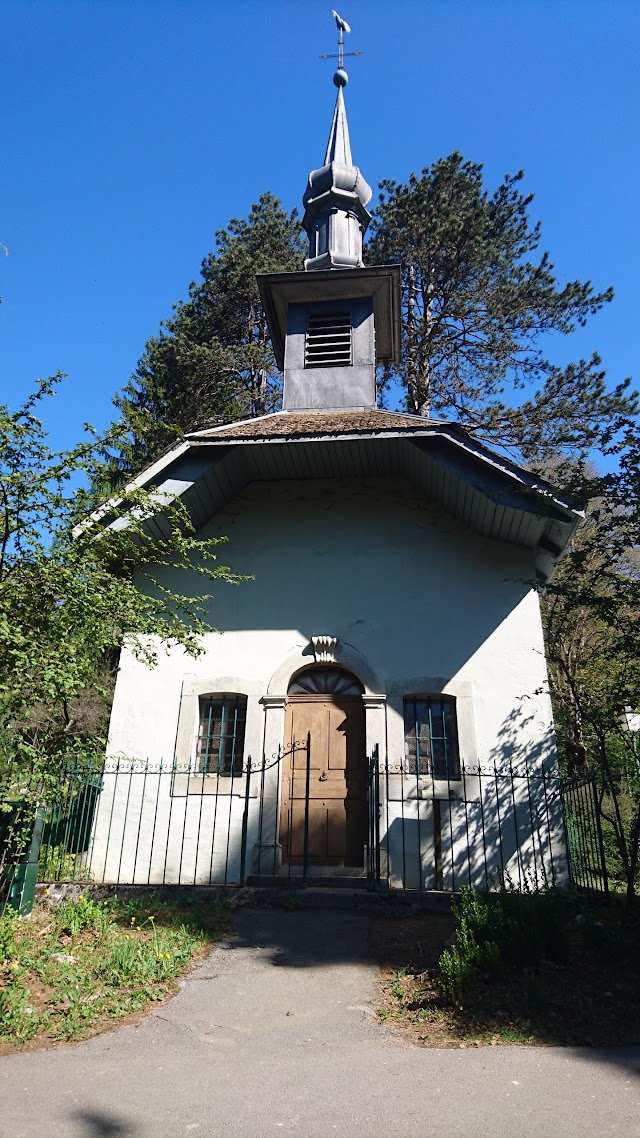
[0,892,231,1053]
[372,894,640,1048]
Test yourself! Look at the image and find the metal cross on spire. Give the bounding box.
[319,10,362,86]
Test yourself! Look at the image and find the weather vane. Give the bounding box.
[319,10,362,86]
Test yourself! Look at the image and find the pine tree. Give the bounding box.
[368,153,637,467]
[104,194,304,486]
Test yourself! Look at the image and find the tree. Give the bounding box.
[543,430,640,899]
[368,153,636,466]
[103,194,304,487]
[0,375,244,879]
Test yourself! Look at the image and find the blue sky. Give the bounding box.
[2,0,638,452]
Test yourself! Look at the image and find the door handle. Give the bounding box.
[319,770,328,781]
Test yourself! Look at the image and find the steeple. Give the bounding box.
[302,71,372,271]
[256,14,400,413]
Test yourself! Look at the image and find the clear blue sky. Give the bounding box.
[2,0,638,452]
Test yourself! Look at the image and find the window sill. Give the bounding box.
[385,773,463,801]
[171,772,258,798]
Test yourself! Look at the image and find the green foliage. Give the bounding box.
[543,429,640,898]
[369,152,636,464]
[55,893,111,937]
[0,981,40,1042]
[0,907,17,960]
[439,885,567,1002]
[103,193,305,486]
[0,894,231,1048]
[0,376,245,880]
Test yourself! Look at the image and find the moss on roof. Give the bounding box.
[188,409,441,441]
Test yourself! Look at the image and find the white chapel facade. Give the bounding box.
[96,64,581,891]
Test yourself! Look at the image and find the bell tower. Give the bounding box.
[258,26,400,413]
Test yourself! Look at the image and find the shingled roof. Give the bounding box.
[188,409,449,442]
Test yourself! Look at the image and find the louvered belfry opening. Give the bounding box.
[304,311,352,368]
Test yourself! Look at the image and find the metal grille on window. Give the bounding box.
[304,312,352,368]
[196,696,247,775]
[403,697,461,780]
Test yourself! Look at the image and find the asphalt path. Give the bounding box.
[0,908,639,1138]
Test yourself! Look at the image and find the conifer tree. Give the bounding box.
[103,193,304,486]
[368,152,637,470]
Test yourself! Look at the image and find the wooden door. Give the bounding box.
[280,695,367,867]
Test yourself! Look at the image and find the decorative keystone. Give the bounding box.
[310,635,338,663]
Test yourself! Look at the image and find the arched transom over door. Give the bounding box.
[281,667,367,868]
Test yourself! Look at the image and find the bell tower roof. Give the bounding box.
[257,12,400,412]
[324,83,353,166]
[302,27,372,271]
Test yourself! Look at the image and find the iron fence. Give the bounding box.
[366,752,608,898]
[561,771,609,898]
[1,744,608,905]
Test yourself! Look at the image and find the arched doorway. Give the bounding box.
[280,666,367,868]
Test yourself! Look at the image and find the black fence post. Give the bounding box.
[302,732,311,888]
[239,756,252,886]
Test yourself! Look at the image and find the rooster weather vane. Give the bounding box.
[319,10,362,86]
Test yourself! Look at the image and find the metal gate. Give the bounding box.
[2,750,610,907]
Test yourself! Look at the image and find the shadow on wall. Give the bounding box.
[151,477,538,684]
[82,700,565,895]
[379,702,566,894]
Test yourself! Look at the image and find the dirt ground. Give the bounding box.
[368,906,640,1048]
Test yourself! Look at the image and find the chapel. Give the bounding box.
[94,52,581,892]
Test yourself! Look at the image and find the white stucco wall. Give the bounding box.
[93,477,567,889]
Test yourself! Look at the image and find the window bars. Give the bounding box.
[403,697,461,781]
[196,696,247,776]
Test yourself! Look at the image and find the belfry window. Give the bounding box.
[305,311,352,368]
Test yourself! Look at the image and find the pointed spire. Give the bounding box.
[302,75,372,271]
[324,87,353,167]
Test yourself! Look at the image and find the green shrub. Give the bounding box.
[438,885,568,1002]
